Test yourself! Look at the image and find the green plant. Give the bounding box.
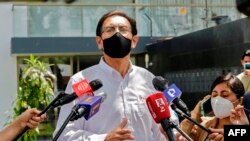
[11,55,56,141]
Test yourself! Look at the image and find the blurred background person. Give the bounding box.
[243,91,250,122]
[237,49,250,93]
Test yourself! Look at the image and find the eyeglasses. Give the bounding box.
[102,26,131,35]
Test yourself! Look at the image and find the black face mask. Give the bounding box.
[103,32,132,58]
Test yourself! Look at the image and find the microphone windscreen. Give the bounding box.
[152,76,168,91]
[89,79,103,91]
[146,92,170,123]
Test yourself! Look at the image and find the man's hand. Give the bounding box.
[105,117,134,141]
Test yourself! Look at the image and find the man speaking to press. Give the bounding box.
[53,10,180,141]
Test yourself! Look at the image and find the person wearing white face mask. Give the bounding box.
[180,73,245,141]
[210,95,239,119]
[207,104,249,141]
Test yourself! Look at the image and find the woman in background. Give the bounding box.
[180,73,245,141]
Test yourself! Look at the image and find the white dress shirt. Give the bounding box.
[53,57,179,141]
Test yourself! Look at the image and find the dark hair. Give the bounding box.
[96,10,137,36]
[241,49,250,60]
[210,73,245,99]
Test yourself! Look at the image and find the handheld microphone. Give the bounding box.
[153,76,169,91]
[13,79,102,141]
[72,92,107,121]
[13,91,67,141]
[153,76,191,116]
[146,92,176,141]
[53,79,103,107]
[171,104,212,134]
[53,93,107,141]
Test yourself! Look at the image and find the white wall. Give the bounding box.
[0,3,18,128]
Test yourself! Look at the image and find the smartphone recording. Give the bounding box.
[200,98,214,117]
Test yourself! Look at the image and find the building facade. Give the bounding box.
[0,0,245,140]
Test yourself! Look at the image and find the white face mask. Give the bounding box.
[211,96,234,119]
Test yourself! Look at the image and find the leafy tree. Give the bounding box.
[11,55,56,141]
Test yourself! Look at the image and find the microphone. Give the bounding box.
[163,84,191,117]
[13,79,102,141]
[153,76,191,116]
[146,92,176,141]
[171,104,212,134]
[13,91,67,141]
[153,76,169,91]
[53,93,107,141]
[71,92,107,121]
[53,79,103,107]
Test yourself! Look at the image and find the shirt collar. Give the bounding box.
[99,57,134,75]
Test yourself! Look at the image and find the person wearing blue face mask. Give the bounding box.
[236,49,250,93]
[53,11,180,141]
[180,73,245,141]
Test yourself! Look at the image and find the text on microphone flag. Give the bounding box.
[155,98,166,112]
[146,100,157,119]
[146,92,170,123]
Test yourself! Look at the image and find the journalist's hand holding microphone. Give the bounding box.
[21,108,46,129]
[0,108,46,141]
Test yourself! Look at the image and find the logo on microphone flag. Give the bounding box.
[146,92,170,123]
[79,95,102,120]
[72,79,93,97]
[163,84,182,103]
